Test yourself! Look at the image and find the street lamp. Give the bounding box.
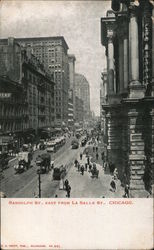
[37,169,41,198]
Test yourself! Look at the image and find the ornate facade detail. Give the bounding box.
[100,0,154,197]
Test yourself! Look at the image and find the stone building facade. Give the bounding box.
[68,54,76,124]
[0,76,27,152]
[75,73,91,121]
[0,38,55,148]
[100,70,107,141]
[101,0,154,197]
[75,96,84,124]
[68,89,74,128]
[16,37,69,127]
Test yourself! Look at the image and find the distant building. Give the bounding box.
[68,89,74,128]
[75,73,90,120]
[68,54,76,90]
[0,38,55,148]
[15,36,69,127]
[75,96,84,124]
[68,54,76,124]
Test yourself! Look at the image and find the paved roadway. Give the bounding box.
[1,135,124,198]
[0,135,84,198]
[53,153,124,198]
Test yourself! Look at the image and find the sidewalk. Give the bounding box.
[55,153,124,198]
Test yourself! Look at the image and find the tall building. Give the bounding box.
[75,96,84,124]
[0,38,55,149]
[101,0,154,197]
[68,54,76,124]
[74,73,91,120]
[0,76,27,152]
[15,36,69,127]
[68,54,76,90]
[68,89,74,128]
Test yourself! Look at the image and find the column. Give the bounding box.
[123,31,129,90]
[152,3,154,97]
[119,37,124,93]
[129,4,139,84]
[107,37,115,94]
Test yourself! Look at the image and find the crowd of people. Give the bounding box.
[55,130,131,198]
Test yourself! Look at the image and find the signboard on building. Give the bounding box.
[0,136,13,144]
[0,93,12,98]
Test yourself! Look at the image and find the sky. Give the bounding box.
[0,0,111,116]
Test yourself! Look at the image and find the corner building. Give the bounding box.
[16,37,69,127]
[101,0,154,197]
[0,38,55,147]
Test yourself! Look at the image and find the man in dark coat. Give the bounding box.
[66,184,71,198]
[64,179,69,190]
[110,179,116,192]
[80,153,82,160]
[81,165,84,175]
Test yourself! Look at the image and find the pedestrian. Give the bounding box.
[93,146,95,152]
[101,152,104,161]
[113,168,118,180]
[124,184,130,198]
[111,163,115,175]
[64,179,69,190]
[96,146,98,152]
[80,153,82,160]
[77,162,80,172]
[81,165,84,175]
[87,156,90,165]
[110,179,116,192]
[104,161,108,172]
[89,164,92,172]
[66,184,71,198]
[96,152,99,160]
[85,163,88,171]
[74,159,78,168]
[109,162,112,173]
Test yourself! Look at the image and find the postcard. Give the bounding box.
[0,0,153,249]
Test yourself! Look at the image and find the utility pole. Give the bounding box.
[37,170,41,198]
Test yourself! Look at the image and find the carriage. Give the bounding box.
[36,153,51,174]
[91,164,99,178]
[14,152,32,174]
[53,165,66,180]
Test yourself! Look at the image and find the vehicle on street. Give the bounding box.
[81,137,87,147]
[52,165,66,180]
[39,140,46,150]
[36,153,52,174]
[0,153,10,171]
[71,139,79,149]
[14,151,33,174]
[22,144,29,151]
[46,141,56,153]
[75,133,81,139]
[91,164,99,178]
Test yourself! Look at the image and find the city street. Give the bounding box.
[1,135,124,198]
[54,152,124,198]
[1,135,77,198]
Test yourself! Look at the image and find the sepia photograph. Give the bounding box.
[0,1,154,250]
[0,0,154,200]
